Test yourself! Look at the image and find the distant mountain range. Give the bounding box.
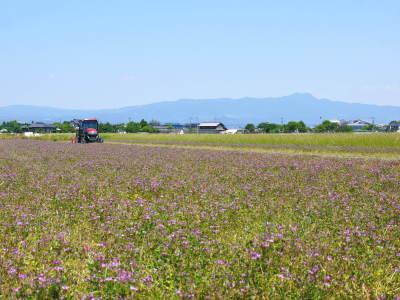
[1,93,399,127]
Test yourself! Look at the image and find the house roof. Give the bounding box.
[198,122,227,131]
[199,122,223,127]
[347,120,372,125]
[24,122,56,129]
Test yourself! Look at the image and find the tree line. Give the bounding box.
[244,120,385,133]
[0,119,159,133]
[0,119,394,134]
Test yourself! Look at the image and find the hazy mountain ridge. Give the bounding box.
[1,93,399,127]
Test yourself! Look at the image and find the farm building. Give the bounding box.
[21,122,57,133]
[198,122,227,134]
[343,120,372,131]
[387,121,400,132]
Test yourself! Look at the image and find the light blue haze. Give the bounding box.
[1,0,399,109]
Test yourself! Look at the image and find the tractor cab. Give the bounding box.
[71,119,103,143]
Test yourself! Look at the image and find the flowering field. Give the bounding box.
[2,132,400,148]
[0,140,399,299]
[103,132,400,148]
[3,132,400,159]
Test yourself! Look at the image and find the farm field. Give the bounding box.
[2,133,400,159]
[102,132,400,148]
[0,139,399,298]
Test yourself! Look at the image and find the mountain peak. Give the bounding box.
[285,93,317,100]
[0,94,398,126]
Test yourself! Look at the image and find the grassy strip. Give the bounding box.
[0,133,73,141]
[2,132,400,158]
[1,132,400,148]
[107,141,400,160]
[101,133,400,148]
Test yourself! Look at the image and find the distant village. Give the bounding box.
[1,119,400,135]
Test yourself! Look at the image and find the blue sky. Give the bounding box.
[1,0,399,109]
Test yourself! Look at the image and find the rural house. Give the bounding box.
[387,121,400,132]
[198,122,227,134]
[21,122,57,133]
[343,120,372,131]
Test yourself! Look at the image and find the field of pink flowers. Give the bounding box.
[0,140,399,299]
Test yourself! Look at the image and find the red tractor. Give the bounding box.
[71,119,103,143]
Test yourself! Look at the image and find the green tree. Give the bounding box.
[139,119,148,128]
[125,120,157,133]
[52,121,75,133]
[141,125,158,133]
[257,122,281,133]
[245,123,256,133]
[361,124,380,132]
[297,121,308,133]
[99,122,116,133]
[1,120,22,133]
[314,120,339,133]
[114,123,126,133]
[335,125,354,132]
[126,121,141,133]
[283,121,308,133]
[283,121,297,133]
